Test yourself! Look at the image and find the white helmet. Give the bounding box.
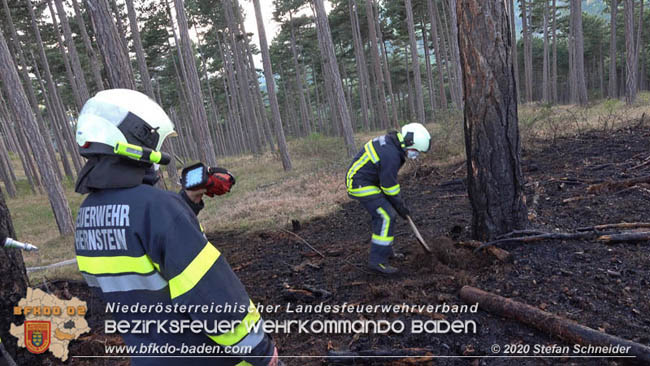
[401,123,431,153]
[76,89,176,156]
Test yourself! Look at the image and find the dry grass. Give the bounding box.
[3,93,650,283]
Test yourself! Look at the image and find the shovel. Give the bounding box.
[406,215,432,253]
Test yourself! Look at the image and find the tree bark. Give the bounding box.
[48,0,84,111]
[551,0,558,103]
[349,0,371,131]
[509,0,520,102]
[313,0,356,156]
[125,0,155,98]
[440,1,462,108]
[609,0,618,98]
[428,0,447,109]
[422,20,437,116]
[30,54,75,179]
[173,0,217,165]
[3,0,63,181]
[289,12,312,136]
[253,0,292,171]
[542,0,550,103]
[405,0,426,124]
[457,0,528,240]
[86,0,136,90]
[0,101,37,194]
[0,187,30,363]
[572,0,589,105]
[108,0,129,56]
[222,0,262,154]
[446,0,464,109]
[0,28,75,235]
[521,0,533,102]
[71,0,104,91]
[0,132,16,198]
[53,0,90,105]
[364,0,390,129]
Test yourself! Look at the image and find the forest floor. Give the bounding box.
[38,118,650,365]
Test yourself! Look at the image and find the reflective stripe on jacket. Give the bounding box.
[346,132,407,207]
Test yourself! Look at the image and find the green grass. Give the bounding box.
[4,93,650,284]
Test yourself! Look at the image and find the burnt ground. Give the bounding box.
[41,125,650,365]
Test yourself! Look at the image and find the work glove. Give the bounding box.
[204,167,236,197]
[394,201,410,219]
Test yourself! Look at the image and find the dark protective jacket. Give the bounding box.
[346,132,407,209]
[74,158,273,366]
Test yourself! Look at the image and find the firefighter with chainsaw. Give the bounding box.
[73,89,278,366]
[346,123,431,275]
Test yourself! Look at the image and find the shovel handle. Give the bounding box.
[406,215,432,253]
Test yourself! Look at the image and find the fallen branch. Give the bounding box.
[326,349,435,364]
[577,222,650,232]
[281,229,325,258]
[474,231,599,252]
[597,231,650,243]
[456,240,512,262]
[459,286,650,364]
[587,175,650,194]
[496,229,547,239]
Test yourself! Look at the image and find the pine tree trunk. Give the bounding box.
[439,2,461,108]
[569,2,577,103]
[235,8,271,152]
[349,0,371,131]
[48,0,83,111]
[173,0,217,165]
[422,20,437,115]
[71,0,104,91]
[53,0,90,104]
[0,134,16,198]
[380,37,399,128]
[405,0,426,124]
[573,0,589,105]
[543,0,550,103]
[552,0,558,103]
[624,0,636,104]
[313,0,356,156]
[4,0,63,181]
[509,0,520,102]
[457,0,528,240]
[609,0,618,98]
[86,0,136,90]
[253,0,292,171]
[633,0,643,91]
[0,101,37,194]
[521,0,533,102]
[364,0,390,129]
[125,0,155,98]
[0,29,74,235]
[289,12,312,136]
[30,56,75,179]
[428,0,447,109]
[0,187,30,363]
[223,0,262,154]
[108,0,129,56]
[446,0,464,109]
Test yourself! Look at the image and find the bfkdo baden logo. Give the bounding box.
[24,321,51,354]
[10,288,90,361]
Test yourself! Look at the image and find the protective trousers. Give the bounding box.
[359,196,397,266]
